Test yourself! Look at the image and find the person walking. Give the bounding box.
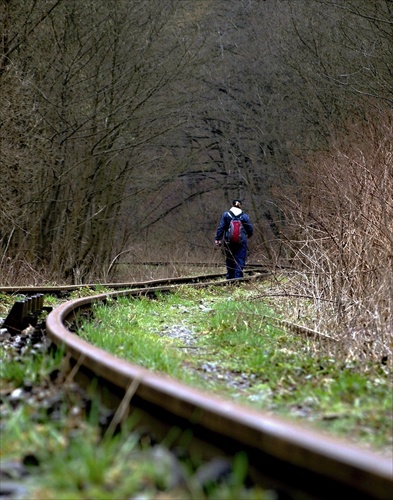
[215,200,253,279]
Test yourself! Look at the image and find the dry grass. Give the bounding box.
[280,108,393,361]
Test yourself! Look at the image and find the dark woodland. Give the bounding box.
[1,1,392,341]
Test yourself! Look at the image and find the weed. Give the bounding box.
[80,284,392,455]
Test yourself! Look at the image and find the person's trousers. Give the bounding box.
[224,242,247,279]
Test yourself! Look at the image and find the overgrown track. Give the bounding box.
[0,267,262,295]
[2,272,392,498]
[0,263,272,295]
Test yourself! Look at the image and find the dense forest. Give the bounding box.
[1,0,392,347]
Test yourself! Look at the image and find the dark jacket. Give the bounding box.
[215,209,253,244]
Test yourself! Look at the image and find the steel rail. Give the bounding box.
[0,268,265,295]
[45,280,393,500]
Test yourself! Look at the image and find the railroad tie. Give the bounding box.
[3,294,47,335]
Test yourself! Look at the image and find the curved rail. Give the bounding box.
[45,281,393,499]
[0,268,263,295]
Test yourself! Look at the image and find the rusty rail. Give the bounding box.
[0,268,265,295]
[45,281,393,500]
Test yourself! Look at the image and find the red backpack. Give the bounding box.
[226,211,243,244]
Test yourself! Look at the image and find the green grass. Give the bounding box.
[1,284,391,498]
[80,294,184,375]
[1,385,267,499]
[0,292,28,316]
[0,335,266,499]
[79,285,393,454]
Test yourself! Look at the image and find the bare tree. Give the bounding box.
[1,0,205,282]
[2,0,392,284]
[280,109,393,356]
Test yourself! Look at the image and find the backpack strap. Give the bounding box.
[228,210,242,220]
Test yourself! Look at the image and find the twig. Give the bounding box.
[104,377,140,440]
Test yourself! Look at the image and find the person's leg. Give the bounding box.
[225,245,236,279]
[233,243,247,278]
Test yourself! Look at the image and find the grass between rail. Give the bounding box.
[1,352,267,500]
[79,283,392,455]
[1,282,391,499]
[0,289,268,500]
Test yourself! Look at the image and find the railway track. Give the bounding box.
[1,271,392,499]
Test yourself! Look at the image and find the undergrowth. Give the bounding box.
[80,284,392,455]
[0,311,266,500]
[280,110,393,362]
